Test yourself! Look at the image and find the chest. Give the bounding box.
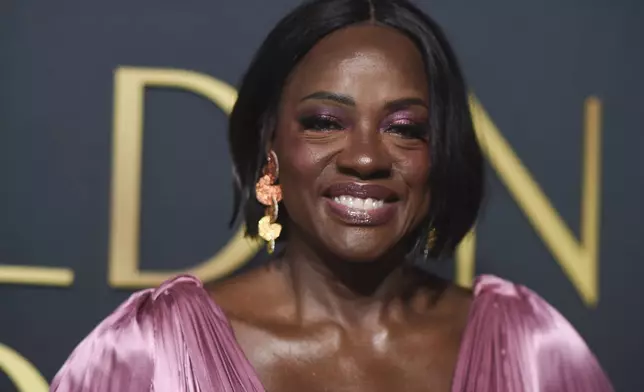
[235,324,461,392]
[257,355,454,392]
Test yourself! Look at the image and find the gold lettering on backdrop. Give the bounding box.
[455,229,476,288]
[459,96,602,306]
[109,67,260,289]
[0,343,49,392]
[0,264,73,287]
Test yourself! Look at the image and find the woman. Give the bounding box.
[51,0,614,391]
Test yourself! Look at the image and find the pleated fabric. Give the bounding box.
[51,274,614,392]
[50,275,264,392]
[451,275,613,392]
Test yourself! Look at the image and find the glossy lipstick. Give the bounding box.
[324,183,398,226]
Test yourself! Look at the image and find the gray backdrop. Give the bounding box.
[1,0,643,391]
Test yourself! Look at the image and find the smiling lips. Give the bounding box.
[333,196,385,210]
[324,182,398,226]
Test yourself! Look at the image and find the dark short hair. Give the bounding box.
[228,0,484,259]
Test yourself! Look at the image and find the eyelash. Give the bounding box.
[298,115,344,131]
[298,115,428,140]
[384,122,429,140]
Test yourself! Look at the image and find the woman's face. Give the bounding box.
[273,24,431,262]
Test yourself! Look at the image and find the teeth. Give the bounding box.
[333,196,385,210]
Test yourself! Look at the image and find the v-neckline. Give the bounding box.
[199,275,482,392]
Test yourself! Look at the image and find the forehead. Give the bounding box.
[284,24,428,101]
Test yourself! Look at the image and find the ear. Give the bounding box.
[267,149,279,178]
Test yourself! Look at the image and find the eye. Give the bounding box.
[384,122,429,140]
[298,115,345,131]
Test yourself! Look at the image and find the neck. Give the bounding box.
[280,233,415,327]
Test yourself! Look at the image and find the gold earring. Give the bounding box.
[255,150,283,254]
[424,227,437,256]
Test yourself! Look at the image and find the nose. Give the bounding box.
[335,126,392,180]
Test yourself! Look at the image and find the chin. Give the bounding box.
[324,232,398,263]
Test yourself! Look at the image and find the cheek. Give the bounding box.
[277,139,317,184]
[394,148,431,188]
[274,119,341,189]
[273,127,329,210]
[393,147,431,219]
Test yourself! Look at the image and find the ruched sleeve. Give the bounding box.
[451,275,614,392]
[50,275,265,392]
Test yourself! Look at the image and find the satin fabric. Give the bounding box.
[50,275,614,391]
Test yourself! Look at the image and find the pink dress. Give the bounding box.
[50,274,614,392]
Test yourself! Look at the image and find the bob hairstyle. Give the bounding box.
[229,0,484,259]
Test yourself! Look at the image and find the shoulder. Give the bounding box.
[51,275,262,391]
[206,262,294,325]
[452,275,614,392]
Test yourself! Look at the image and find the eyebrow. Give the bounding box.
[300,91,355,106]
[300,91,427,110]
[384,97,428,111]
